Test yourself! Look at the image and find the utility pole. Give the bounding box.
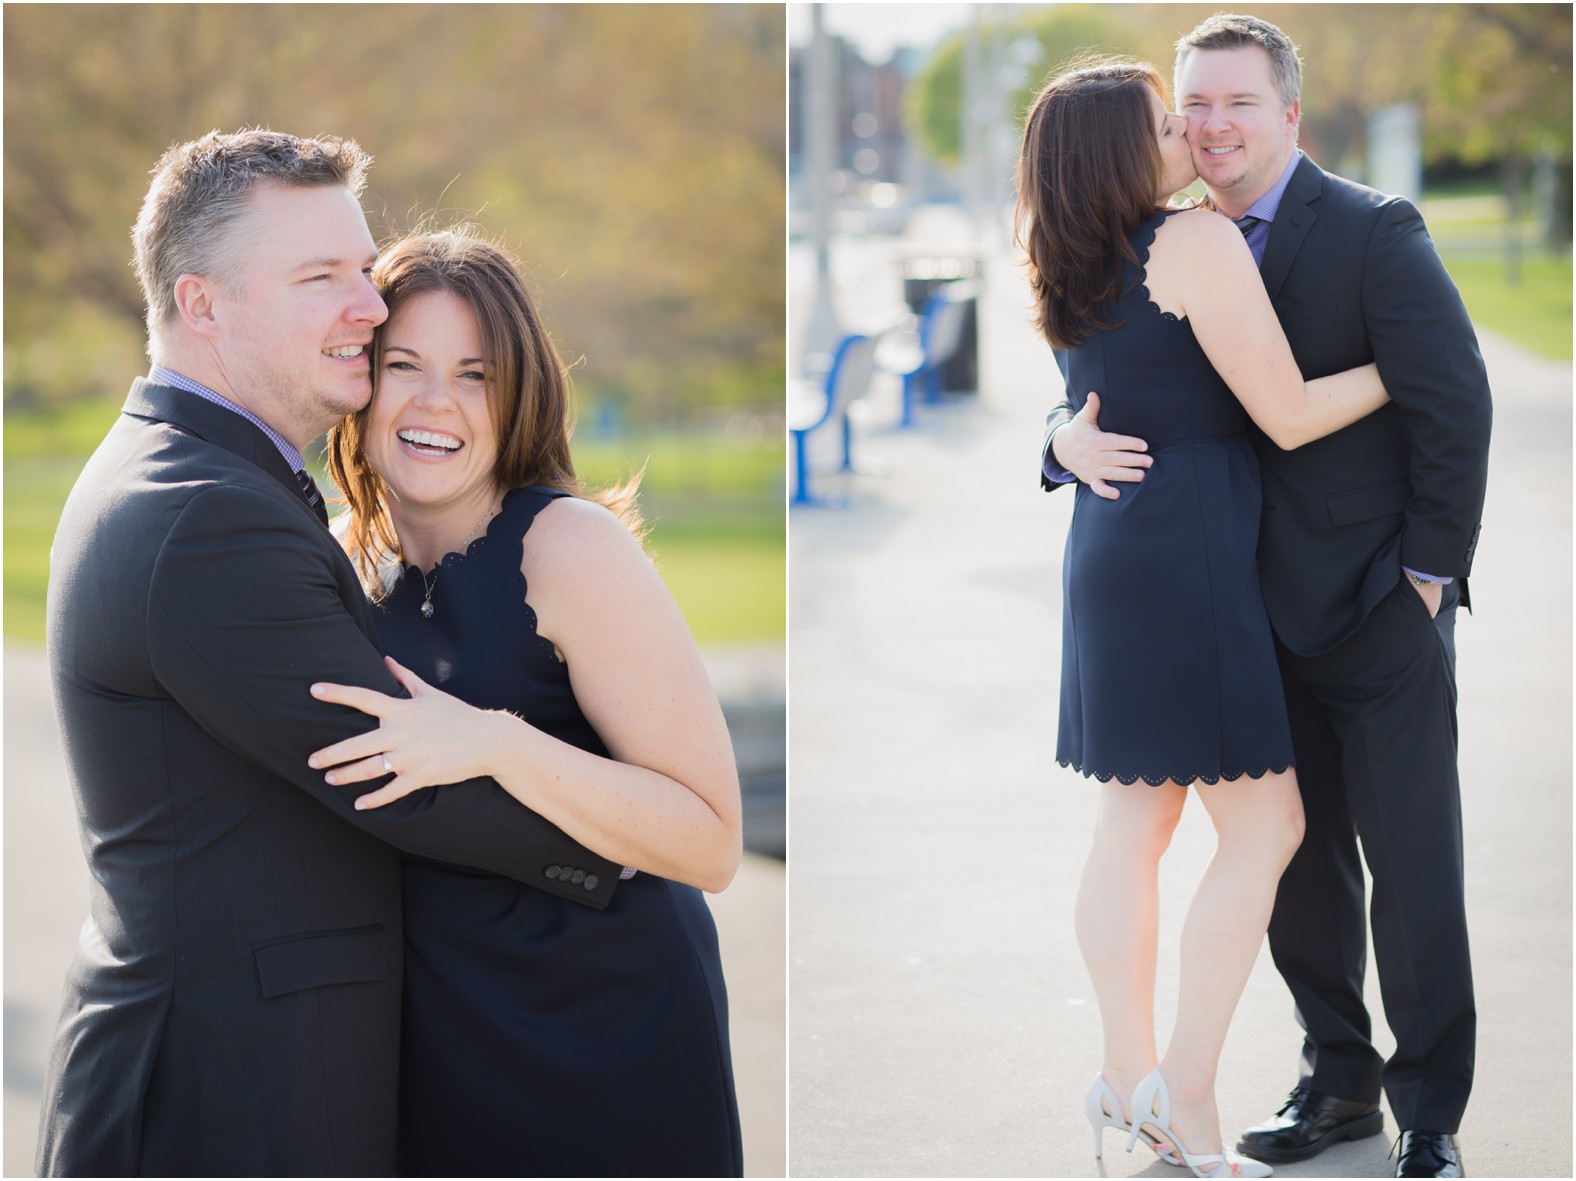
[802,4,844,370]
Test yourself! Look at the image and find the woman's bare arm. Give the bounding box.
[1153,209,1389,450]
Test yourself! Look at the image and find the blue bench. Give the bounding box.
[789,332,880,506]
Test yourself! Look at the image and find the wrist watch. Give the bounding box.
[1407,571,1433,587]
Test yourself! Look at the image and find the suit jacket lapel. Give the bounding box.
[123,378,311,511]
[1259,154,1323,303]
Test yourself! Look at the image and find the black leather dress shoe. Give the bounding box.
[1236,1087,1384,1162]
[1394,1131,1464,1177]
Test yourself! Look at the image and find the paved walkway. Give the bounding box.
[788,208,1571,1177]
[3,643,784,1177]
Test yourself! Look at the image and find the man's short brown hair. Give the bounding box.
[132,128,371,359]
[1175,13,1303,109]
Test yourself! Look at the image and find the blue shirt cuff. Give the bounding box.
[1403,567,1453,585]
[1042,422,1076,484]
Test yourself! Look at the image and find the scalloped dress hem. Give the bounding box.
[1056,758,1294,787]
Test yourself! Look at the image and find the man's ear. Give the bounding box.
[1284,99,1301,139]
[172,273,222,339]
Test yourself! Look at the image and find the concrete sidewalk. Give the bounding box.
[788,209,1571,1177]
[3,642,785,1178]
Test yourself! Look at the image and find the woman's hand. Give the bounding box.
[308,656,513,809]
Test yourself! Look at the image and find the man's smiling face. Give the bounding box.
[1176,44,1299,215]
[206,182,387,447]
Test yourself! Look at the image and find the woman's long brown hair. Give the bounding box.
[327,230,643,593]
[1014,57,1168,349]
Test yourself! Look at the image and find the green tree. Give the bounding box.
[3,5,786,416]
[907,5,1143,167]
[909,4,1571,194]
[1417,3,1572,252]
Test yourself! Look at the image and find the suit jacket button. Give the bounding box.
[545,866,562,880]
[583,874,599,891]
[570,868,586,884]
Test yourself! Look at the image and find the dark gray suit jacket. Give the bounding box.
[37,380,621,1176]
[1044,156,1491,655]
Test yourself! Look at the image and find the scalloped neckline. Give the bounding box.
[400,487,525,579]
[388,485,567,665]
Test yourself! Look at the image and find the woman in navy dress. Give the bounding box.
[307,232,743,1177]
[1014,61,1390,1176]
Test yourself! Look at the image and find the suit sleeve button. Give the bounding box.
[583,874,599,891]
[545,866,562,880]
[570,869,586,884]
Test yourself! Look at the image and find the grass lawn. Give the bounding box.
[3,409,784,648]
[1168,183,1571,360]
[649,530,785,646]
[1421,189,1571,361]
[572,431,786,645]
[3,456,86,646]
[1437,251,1572,362]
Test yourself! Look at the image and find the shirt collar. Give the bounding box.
[148,366,306,472]
[1240,149,1304,225]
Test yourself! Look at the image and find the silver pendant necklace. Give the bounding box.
[418,496,501,619]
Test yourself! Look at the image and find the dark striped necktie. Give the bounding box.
[295,468,329,526]
[1234,214,1268,267]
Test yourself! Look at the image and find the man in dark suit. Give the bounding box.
[37,129,622,1176]
[1042,17,1489,1178]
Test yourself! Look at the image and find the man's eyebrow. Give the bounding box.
[291,253,380,271]
[1182,91,1264,100]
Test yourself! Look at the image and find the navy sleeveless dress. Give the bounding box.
[1054,210,1294,786]
[374,486,743,1177]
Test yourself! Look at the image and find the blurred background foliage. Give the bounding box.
[4,4,786,646]
[900,3,1570,362]
[909,4,1571,182]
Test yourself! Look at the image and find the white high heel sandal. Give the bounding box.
[1125,1069,1273,1178]
[1084,1073,1184,1174]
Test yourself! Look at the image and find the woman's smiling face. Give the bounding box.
[365,288,501,516]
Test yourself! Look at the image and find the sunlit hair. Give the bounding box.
[327,229,644,594]
[1014,57,1168,349]
[132,128,370,361]
[1175,13,1303,111]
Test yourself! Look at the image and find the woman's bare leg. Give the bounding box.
[1076,779,1188,1115]
[1148,769,1305,1159]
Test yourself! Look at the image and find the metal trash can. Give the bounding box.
[899,255,981,395]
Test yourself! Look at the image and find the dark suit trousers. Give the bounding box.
[1267,579,1474,1133]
